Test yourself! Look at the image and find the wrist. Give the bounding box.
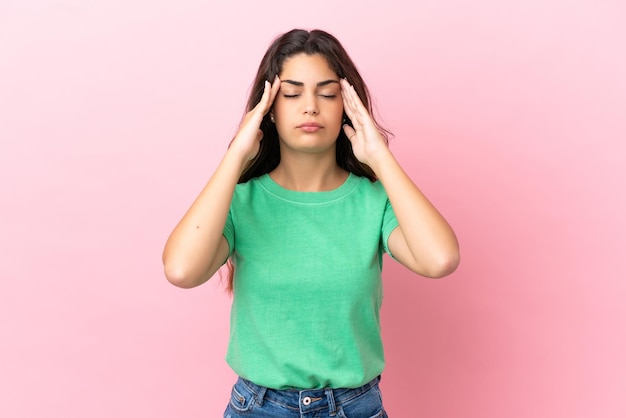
[223,145,252,175]
[366,147,395,176]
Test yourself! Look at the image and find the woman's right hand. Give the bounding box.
[163,76,280,289]
[229,76,281,161]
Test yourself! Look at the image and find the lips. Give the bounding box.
[297,122,322,133]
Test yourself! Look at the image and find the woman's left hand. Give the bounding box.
[340,78,389,167]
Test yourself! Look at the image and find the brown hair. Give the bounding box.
[225,29,391,292]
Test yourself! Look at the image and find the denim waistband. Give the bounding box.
[237,375,381,414]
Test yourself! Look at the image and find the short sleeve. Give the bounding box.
[381,198,399,258]
[222,207,235,261]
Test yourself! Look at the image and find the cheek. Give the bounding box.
[274,120,289,137]
[327,103,344,125]
[273,110,292,137]
[327,107,344,136]
[272,100,286,118]
[272,104,291,130]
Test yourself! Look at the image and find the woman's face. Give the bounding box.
[272,53,344,155]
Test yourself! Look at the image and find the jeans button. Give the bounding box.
[302,396,312,406]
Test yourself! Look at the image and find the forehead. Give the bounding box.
[279,53,338,82]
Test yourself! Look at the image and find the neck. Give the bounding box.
[270,152,348,192]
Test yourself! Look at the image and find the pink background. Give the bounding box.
[1,0,625,417]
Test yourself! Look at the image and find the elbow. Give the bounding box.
[163,262,204,289]
[418,249,460,279]
[429,252,460,278]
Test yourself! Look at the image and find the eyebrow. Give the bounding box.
[281,79,340,87]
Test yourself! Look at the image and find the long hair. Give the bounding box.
[225,29,391,292]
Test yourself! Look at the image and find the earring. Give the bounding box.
[270,114,275,123]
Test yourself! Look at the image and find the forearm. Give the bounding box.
[162,149,247,288]
[370,149,460,277]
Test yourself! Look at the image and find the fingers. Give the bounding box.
[255,80,271,115]
[340,78,367,125]
[343,123,356,141]
[254,76,281,117]
[268,75,281,108]
[340,79,355,121]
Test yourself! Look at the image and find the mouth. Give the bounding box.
[297,122,322,133]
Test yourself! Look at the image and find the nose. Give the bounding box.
[303,92,319,115]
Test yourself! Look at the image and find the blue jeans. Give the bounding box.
[223,376,388,418]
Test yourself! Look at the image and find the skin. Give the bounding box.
[270,53,347,191]
[162,53,459,288]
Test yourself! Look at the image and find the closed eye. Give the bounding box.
[282,94,337,98]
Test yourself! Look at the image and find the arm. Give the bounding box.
[162,78,281,288]
[340,79,459,278]
[370,151,459,277]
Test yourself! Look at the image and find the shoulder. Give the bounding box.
[352,176,388,200]
[233,175,266,197]
[235,175,264,190]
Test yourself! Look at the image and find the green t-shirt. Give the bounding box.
[222,172,399,389]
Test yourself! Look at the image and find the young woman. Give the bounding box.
[163,29,459,418]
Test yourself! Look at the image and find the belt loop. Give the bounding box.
[255,385,267,406]
[325,388,337,416]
